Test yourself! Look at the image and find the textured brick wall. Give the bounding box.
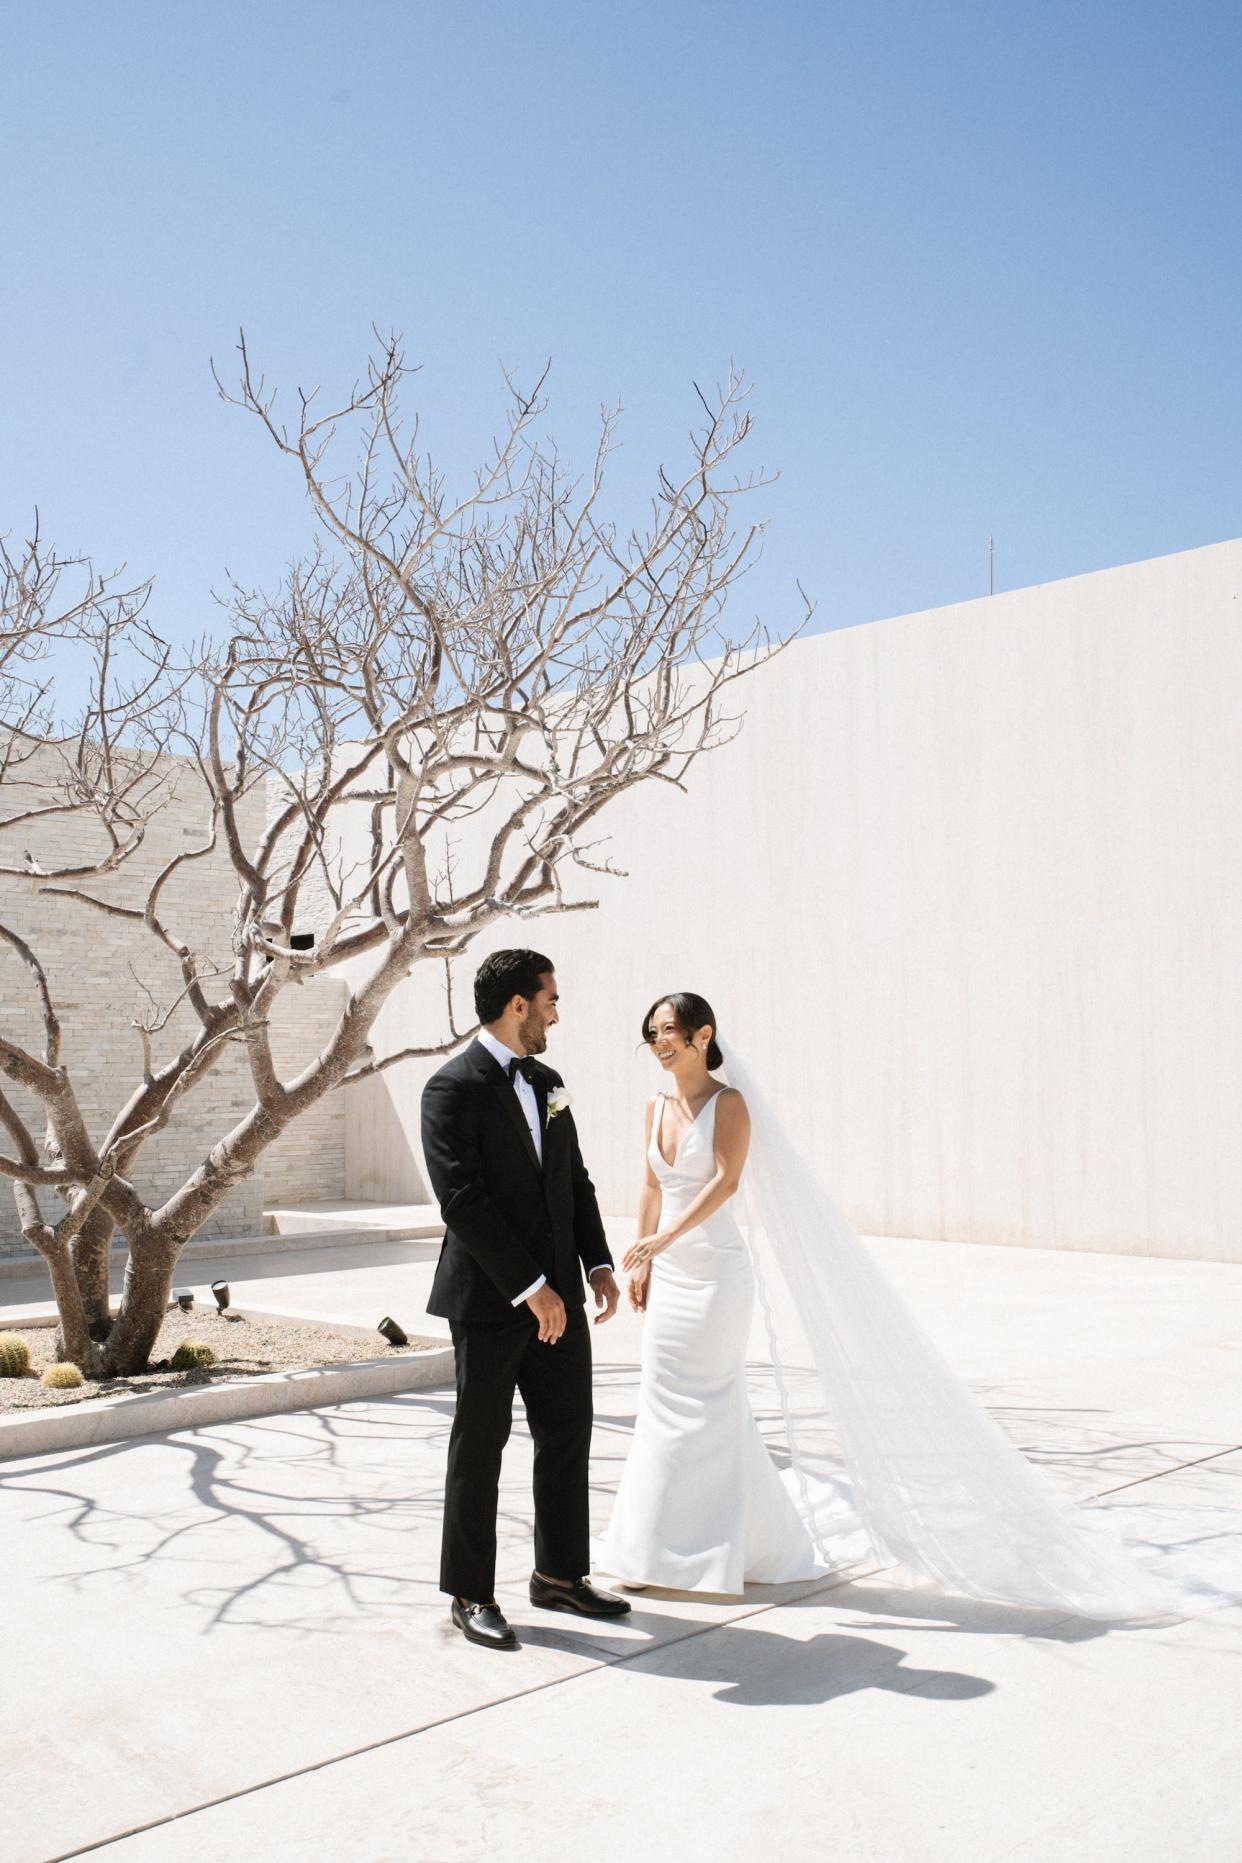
[261,977,349,1206]
[0,744,346,1258]
[256,765,349,1207]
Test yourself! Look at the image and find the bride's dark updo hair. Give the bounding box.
[641,992,723,1070]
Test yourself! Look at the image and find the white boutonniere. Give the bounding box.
[546,1086,573,1123]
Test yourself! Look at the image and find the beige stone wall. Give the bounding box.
[255,767,350,1207]
[261,976,349,1206]
[0,746,346,1257]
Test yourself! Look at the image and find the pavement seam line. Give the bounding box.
[43,1563,891,1862]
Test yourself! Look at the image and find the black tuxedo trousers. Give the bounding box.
[442,1306,593,1600]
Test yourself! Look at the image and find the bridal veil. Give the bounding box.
[718,1038,1242,1622]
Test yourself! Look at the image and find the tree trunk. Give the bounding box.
[45,1242,101,1372]
[72,1207,115,1340]
[99,1239,180,1375]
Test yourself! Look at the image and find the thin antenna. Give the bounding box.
[988,535,994,596]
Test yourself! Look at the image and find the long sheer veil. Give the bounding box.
[718,1038,1242,1622]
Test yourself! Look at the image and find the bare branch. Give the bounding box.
[2,343,802,1374]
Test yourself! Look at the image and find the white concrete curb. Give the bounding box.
[0,1339,456,1463]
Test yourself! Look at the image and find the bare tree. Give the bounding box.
[0,337,803,1374]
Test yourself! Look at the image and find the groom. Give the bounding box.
[420,948,631,1650]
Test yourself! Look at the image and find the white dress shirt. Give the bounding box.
[474,1030,611,1306]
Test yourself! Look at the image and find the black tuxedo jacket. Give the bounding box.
[420,1040,612,1322]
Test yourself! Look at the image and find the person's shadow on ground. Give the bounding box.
[512,1571,1116,1708]
[519,1606,996,1707]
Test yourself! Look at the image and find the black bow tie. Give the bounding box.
[506,1055,537,1085]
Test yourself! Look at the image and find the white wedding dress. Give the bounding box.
[594,1049,1242,1620]
[595,1089,827,1594]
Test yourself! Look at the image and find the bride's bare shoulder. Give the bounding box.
[713,1085,748,1123]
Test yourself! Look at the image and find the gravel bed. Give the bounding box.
[0,1309,435,1412]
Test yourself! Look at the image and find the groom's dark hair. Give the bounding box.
[474,949,555,1025]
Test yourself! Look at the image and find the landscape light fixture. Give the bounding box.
[211,1281,230,1313]
[175,1290,194,1312]
[377,1316,408,1347]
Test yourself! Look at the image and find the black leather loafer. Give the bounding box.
[451,1597,519,1649]
[529,1573,632,1617]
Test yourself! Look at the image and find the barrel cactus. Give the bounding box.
[0,1333,31,1378]
[170,1341,217,1371]
[0,1334,32,1377]
[42,1362,85,1389]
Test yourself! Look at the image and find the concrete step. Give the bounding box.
[263,1201,445,1242]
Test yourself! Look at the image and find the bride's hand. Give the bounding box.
[623,1233,670,1272]
[628,1262,652,1312]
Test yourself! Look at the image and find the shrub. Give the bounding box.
[0,1334,32,1377]
[170,1341,217,1371]
[42,1362,85,1389]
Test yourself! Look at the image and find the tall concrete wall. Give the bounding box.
[346,536,1242,1262]
[7,536,1238,1264]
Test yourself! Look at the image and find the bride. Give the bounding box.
[596,992,825,1593]
[593,991,1241,1621]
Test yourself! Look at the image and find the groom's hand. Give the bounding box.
[589,1268,619,1325]
[527,1284,567,1343]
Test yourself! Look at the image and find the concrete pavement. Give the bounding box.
[3,1231,1241,1862]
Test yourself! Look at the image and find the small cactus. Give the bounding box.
[42,1361,85,1389]
[0,1333,32,1377]
[170,1341,217,1371]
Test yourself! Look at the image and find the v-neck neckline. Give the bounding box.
[654,1088,723,1170]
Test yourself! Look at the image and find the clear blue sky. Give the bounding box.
[2,0,1239,648]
